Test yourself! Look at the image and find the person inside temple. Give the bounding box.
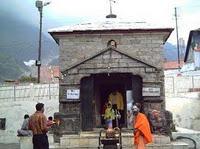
[108,89,124,127]
[103,101,115,129]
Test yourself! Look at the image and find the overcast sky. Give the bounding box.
[44,0,200,44]
[2,0,200,44]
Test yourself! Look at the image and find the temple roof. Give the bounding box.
[49,18,173,33]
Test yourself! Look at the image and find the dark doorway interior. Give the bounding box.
[94,73,132,128]
[80,73,142,130]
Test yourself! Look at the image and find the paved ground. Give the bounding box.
[0,143,20,149]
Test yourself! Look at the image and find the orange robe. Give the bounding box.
[134,112,152,148]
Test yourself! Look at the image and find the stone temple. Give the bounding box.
[48,18,185,148]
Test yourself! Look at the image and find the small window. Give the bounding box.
[107,40,117,48]
[0,118,6,130]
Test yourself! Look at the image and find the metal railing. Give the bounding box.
[165,75,200,95]
[0,83,59,101]
[175,136,197,149]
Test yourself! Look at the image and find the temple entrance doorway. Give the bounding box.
[94,73,131,128]
[80,73,142,131]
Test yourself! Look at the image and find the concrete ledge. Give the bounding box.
[48,133,55,145]
[153,135,170,144]
[59,133,184,149]
[171,141,188,149]
[19,136,33,149]
[172,129,200,149]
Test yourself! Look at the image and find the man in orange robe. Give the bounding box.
[132,105,153,149]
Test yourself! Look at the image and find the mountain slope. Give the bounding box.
[0,4,180,82]
[0,14,58,82]
[0,53,25,81]
[164,42,178,61]
[1,15,58,63]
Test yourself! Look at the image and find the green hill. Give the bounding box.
[0,53,26,82]
[0,10,58,82]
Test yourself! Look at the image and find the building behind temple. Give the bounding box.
[49,17,173,138]
[183,29,200,71]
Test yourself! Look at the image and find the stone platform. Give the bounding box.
[50,130,188,149]
[18,131,188,149]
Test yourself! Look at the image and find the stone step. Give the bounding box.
[60,133,170,145]
[50,143,188,149]
[18,133,189,149]
[56,132,188,149]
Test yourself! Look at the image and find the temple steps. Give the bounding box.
[18,131,189,149]
[50,131,188,149]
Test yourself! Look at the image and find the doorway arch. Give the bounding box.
[80,73,142,130]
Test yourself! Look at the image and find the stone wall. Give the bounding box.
[166,96,200,131]
[0,84,59,144]
[56,31,169,136]
[62,48,164,95]
[59,33,166,71]
[165,73,200,130]
[52,30,169,135]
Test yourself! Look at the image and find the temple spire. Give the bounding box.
[106,0,117,18]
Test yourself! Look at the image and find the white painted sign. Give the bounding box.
[67,89,80,99]
[142,87,160,96]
